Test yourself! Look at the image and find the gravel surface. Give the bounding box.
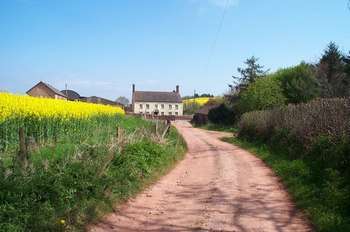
[90,121,311,232]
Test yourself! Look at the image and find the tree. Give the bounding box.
[344,52,350,75]
[116,96,129,106]
[317,42,347,97]
[343,51,350,96]
[230,56,268,93]
[237,75,286,113]
[277,63,320,104]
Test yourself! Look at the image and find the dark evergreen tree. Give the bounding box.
[343,51,350,96]
[229,56,268,93]
[344,52,350,74]
[317,42,347,97]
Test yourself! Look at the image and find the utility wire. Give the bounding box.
[204,0,230,74]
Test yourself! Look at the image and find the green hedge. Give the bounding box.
[237,97,350,231]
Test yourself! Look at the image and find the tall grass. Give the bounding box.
[0,116,186,231]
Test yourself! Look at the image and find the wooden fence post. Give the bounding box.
[155,120,159,136]
[17,127,28,171]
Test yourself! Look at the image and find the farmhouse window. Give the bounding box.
[169,112,172,115]
[161,112,164,115]
[139,104,143,109]
[155,104,158,109]
[146,104,150,109]
[175,112,178,115]
[161,104,164,109]
[169,104,172,109]
[175,105,178,110]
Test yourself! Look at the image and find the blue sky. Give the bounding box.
[0,0,349,100]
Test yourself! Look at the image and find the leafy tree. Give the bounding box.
[230,56,268,92]
[182,93,213,100]
[317,42,347,97]
[199,93,214,97]
[116,96,129,106]
[237,75,286,113]
[276,63,320,104]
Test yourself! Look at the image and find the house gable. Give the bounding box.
[27,81,67,99]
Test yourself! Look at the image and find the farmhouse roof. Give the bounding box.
[133,91,182,103]
[27,81,67,98]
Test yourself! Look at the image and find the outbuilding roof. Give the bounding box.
[133,91,182,103]
[61,89,80,100]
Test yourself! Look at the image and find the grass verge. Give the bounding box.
[222,136,350,232]
[0,116,186,231]
[198,123,237,133]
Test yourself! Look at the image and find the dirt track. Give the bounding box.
[90,121,311,232]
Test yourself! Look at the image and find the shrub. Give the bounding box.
[276,63,320,104]
[239,98,350,148]
[237,75,287,113]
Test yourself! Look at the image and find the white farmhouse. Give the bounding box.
[132,84,183,116]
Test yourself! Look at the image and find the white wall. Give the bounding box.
[134,102,183,116]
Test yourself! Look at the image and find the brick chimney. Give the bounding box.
[176,85,179,93]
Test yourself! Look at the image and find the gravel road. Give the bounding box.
[90,121,311,232]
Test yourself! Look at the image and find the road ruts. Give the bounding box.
[89,121,312,232]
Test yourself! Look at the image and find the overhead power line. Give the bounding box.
[204,0,230,74]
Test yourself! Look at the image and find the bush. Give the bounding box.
[208,104,235,125]
[239,98,350,148]
[237,75,287,113]
[276,63,320,104]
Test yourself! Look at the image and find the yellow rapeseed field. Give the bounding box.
[0,92,124,122]
[183,97,211,106]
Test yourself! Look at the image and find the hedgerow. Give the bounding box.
[237,97,350,231]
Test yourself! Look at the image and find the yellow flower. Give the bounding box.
[183,97,211,106]
[60,219,65,225]
[0,92,124,122]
